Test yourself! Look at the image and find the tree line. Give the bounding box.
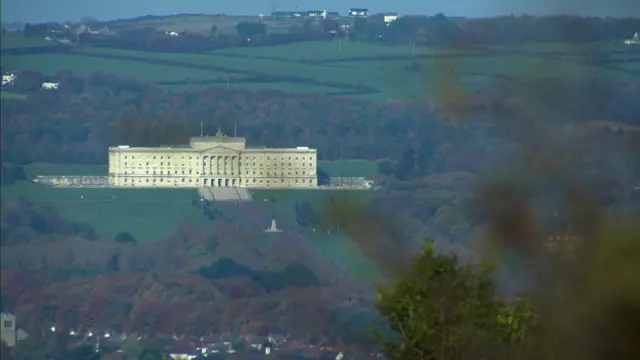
[1,197,98,245]
[2,69,638,180]
[15,14,640,53]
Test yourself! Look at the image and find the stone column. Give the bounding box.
[212,155,216,175]
[202,156,206,176]
[235,156,240,185]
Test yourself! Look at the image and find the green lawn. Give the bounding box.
[251,189,380,280]
[2,180,205,243]
[5,162,379,244]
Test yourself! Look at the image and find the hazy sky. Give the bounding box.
[2,0,639,23]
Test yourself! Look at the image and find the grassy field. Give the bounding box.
[1,53,229,81]
[0,36,58,51]
[250,188,380,279]
[211,41,474,60]
[2,161,379,244]
[3,164,206,242]
[3,35,637,101]
[161,81,343,94]
[2,181,205,242]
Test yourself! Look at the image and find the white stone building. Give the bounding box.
[108,129,318,188]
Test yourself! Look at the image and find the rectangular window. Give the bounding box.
[4,320,13,327]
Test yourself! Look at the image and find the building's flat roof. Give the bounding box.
[109,146,199,152]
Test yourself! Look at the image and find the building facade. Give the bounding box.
[108,129,318,189]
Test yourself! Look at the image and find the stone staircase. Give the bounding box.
[203,187,253,202]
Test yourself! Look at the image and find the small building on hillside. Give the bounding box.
[348,8,369,17]
[307,10,324,18]
[41,82,60,90]
[383,12,399,23]
[2,73,17,86]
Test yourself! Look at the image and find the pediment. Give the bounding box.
[201,145,240,155]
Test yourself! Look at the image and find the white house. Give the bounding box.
[2,73,17,86]
[624,32,639,45]
[41,82,60,90]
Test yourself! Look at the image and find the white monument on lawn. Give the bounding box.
[264,214,283,233]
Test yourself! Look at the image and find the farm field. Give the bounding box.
[161,81,343,94]
[211,41,475,60]
[1,53,229,82]
[3,35,637,101]
[0,36,57,50]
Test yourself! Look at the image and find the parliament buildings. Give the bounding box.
[108,129,318,188]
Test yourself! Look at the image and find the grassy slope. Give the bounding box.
[2,181,205,243]
[3,164,204,242]
[3,162,379,245]
[250,188,380,279]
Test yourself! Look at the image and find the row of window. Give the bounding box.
[121,161,313,167]
[120,164,314,172]
[121,155,315,161]
[121,178,315,184]
[121,170,314,177]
